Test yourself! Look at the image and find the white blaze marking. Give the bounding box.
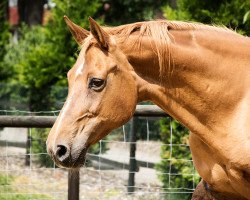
[76,60,85,76]
[52,56,85,149]
[53,97,73,150]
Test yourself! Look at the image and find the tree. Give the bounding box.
[0,0,11,81]
[163,0,250,35]
[4,0,100,111]
[18,0,47,26]
[96,0,165,25]
[0,0,13,110]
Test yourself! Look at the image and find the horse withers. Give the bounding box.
[46,16,250,199]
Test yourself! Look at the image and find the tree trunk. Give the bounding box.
[18,0,47,25]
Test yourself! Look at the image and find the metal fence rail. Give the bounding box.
[0,105,167,127]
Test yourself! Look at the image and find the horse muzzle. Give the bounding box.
[47,140,88,169]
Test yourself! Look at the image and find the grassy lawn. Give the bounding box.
[0,173,51,200]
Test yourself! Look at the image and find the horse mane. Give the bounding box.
[103,20,234,78]
[107,21,200,77]
[105,20,205,36]
[86,20,234,79]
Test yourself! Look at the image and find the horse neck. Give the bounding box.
[119,28,250,148]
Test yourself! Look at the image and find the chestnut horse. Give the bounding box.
[46,16,250,199]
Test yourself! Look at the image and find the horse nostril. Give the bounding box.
[56,145,70,163]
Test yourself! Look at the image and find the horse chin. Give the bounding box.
[70,147,88,169]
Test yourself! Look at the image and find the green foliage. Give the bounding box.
[3,0,100,111]
[98,0,165,25]
[0,83,30,110]
[135,117,161,141]
[31,128,55,167]
[243,11,250,24]
[89,141,109,155]
[156,119,199,199]
[0,1,13,110]
[162,5,190,21]
[0,22,11,80]
[0,0,11,81]
[4,25,70,110]
[163,0,250,35]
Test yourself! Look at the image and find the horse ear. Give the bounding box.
[89,17,109,49]
[64,15,89,45]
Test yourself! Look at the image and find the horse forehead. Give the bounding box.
[85,47,113,67]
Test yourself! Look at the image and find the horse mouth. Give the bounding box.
[71,147,88,168]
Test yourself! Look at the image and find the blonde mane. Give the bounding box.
[84,20,234,79]
[103,20,234,78]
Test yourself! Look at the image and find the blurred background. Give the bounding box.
[1,0,249,112]
[0,0,250,199]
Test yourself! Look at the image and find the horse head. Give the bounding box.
[46,17,139,168]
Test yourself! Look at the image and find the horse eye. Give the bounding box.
[89,78,105,91]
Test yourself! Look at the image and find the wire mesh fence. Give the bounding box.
[0,107,200,200]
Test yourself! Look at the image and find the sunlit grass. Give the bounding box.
[0,173,51,200]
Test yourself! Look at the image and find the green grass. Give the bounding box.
[0,173,50,200]
[0,194,49,200]
[0,173,13,185]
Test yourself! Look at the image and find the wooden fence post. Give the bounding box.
[25,129,31,166]
[127,117,137,194]
[68,169,80,200]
